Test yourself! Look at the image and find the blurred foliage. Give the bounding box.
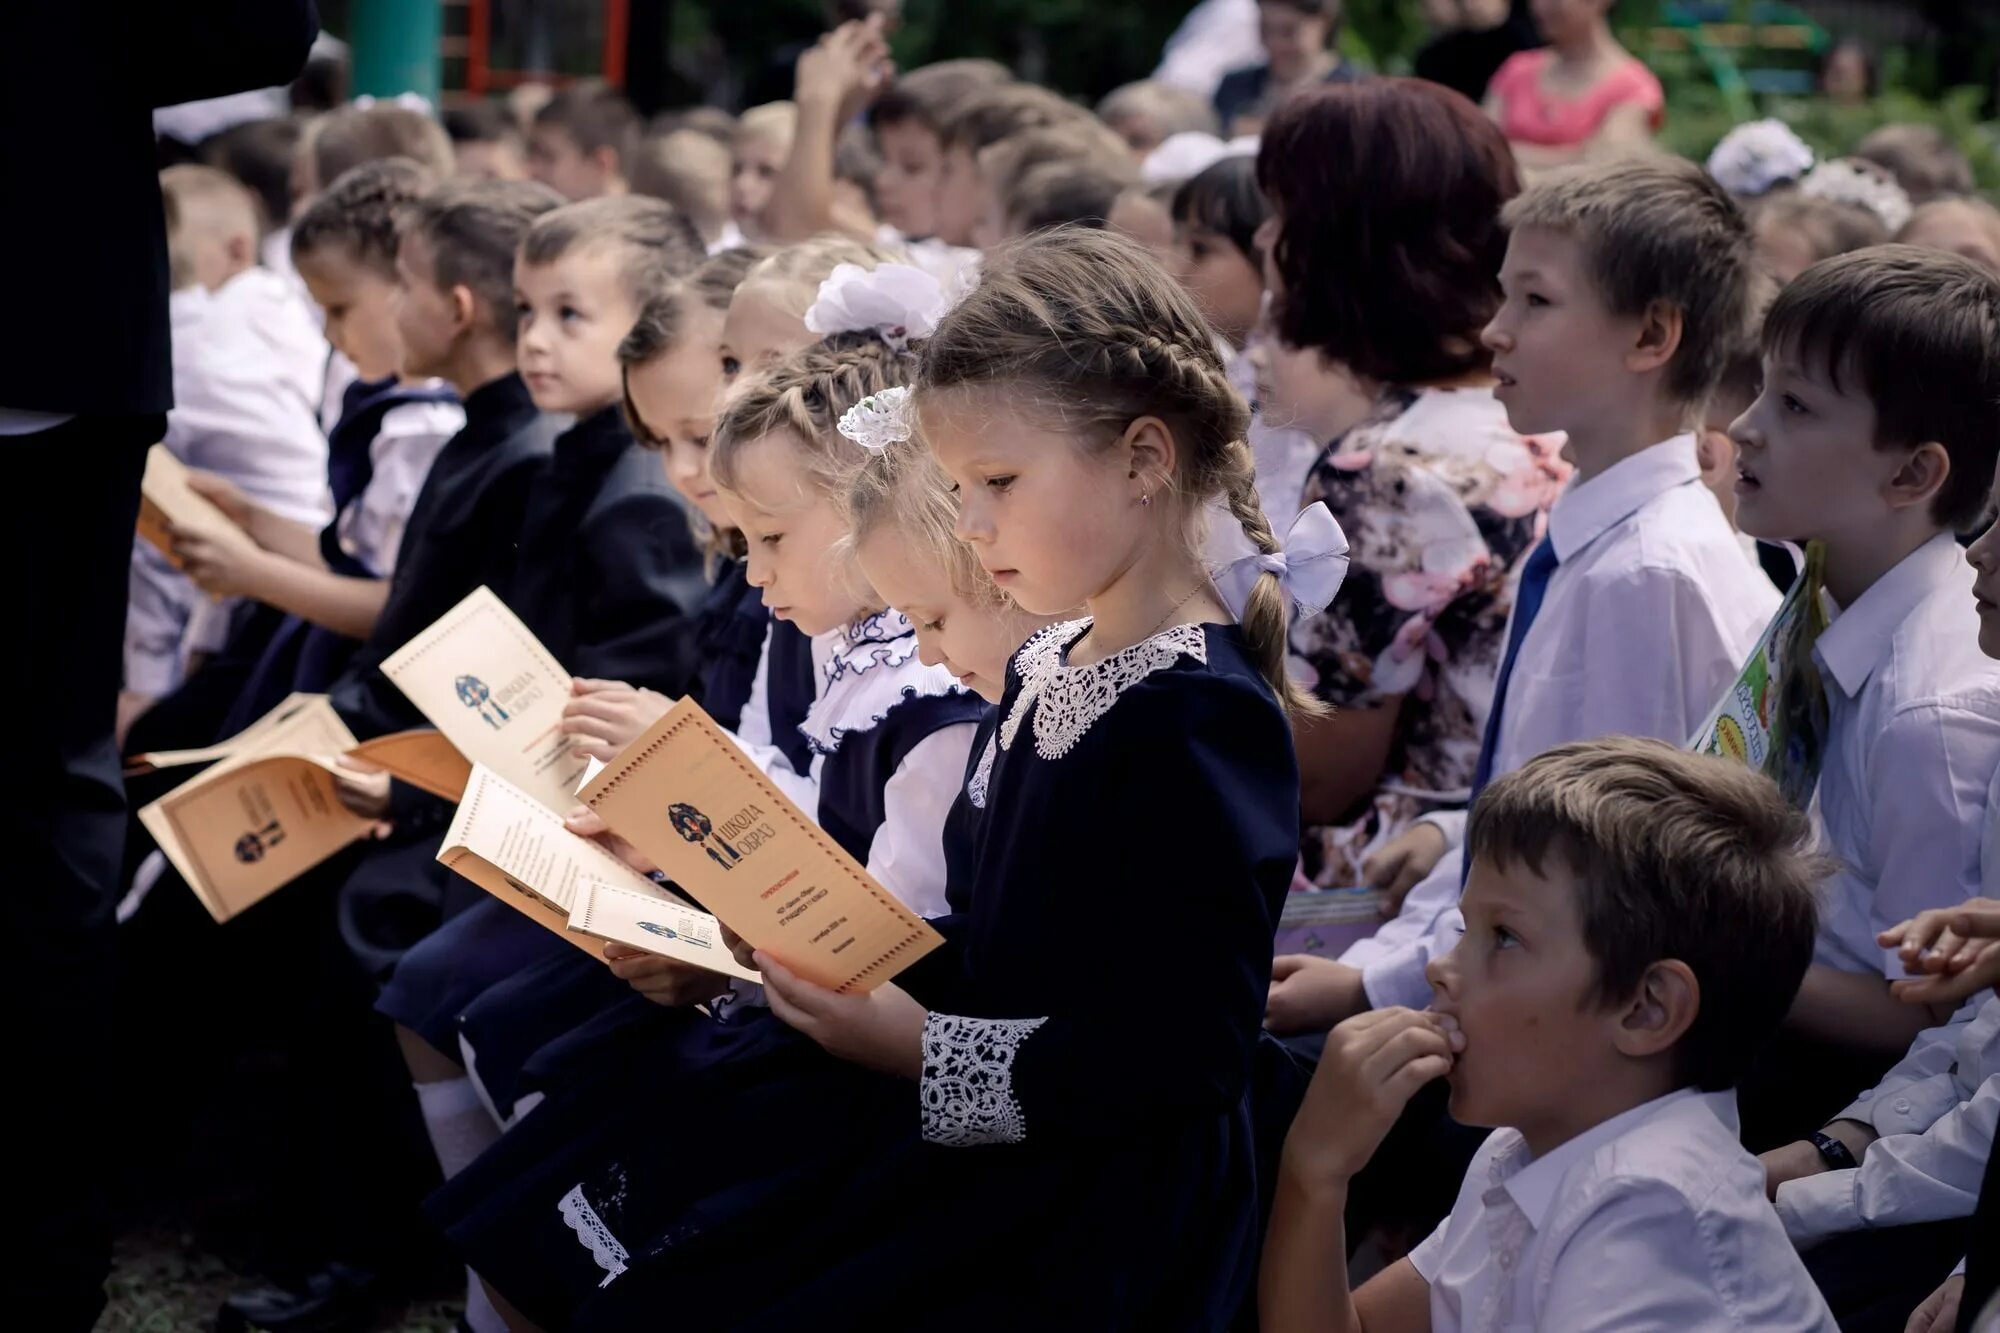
[1657,83,2000,191]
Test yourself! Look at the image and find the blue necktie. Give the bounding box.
[1464,538,1560,873]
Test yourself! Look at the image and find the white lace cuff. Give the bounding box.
[920,1012,1047,1146]
[557,1183,629,1287]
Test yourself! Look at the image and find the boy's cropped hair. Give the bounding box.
[313,104,455,189]
[941,83,1092,154]
[1764,244,2000,532]
[401,178,565,339]
[1468,736,1825,1093]
[869,59,1013,133]
[520,195,706,304]
[443,101,522,149]
[1503,154,1754,408]
[629,129,731,240]
[292,157,439,273]
[534,79,640,163]
[201,117,305,233]
[1096,80,1220,141]
[1854,123,1975,206]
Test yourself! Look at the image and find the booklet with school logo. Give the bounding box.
[438,762,756,982]
[580,698,943,994]
[380,586,587,815]
[135,444,240,570]
[568,877,759,982]
[1688,540,1830,810]
[136,694,375,922]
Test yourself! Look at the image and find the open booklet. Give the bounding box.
[135,444,240,570]
[380,585,589,815]
[580,698,942,994]
[439,762,758,981]
[137,694,376,922]
[1688,540,1830,810]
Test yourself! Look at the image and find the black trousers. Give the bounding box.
[5,416,154,1329]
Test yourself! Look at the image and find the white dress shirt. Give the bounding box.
[1808,532,2000,976]
[1411,1088,1838,1332]
[1346,437,1778,1008]
[1777,995,1998,1246]
[125,270,335,696]
[331,393,462,578]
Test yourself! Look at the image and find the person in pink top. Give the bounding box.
[1484,0,1663,172]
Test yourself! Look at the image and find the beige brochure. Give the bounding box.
[439,763,753,983]
[381,586,587,814]
[137,695,373,922]
[136,444,239,569]
[569,878,760,983]
[127,691,325,774]
[580,699,942,994]
[344,728,473,803]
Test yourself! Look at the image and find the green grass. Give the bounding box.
[102,1231,460,1333]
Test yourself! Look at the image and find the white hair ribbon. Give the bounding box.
[1211,501,1350,620]
[803,262,949,351]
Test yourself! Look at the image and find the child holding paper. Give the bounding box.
[430,228,1330,1330]
[170,160,464,679]
[376,239,905,1169]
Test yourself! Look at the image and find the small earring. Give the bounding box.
[1140,492,1152,507]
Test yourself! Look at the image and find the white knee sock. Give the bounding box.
[414,1078,510,1333]
[414,1075,502,1179]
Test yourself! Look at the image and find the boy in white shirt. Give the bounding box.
[124,166,330,725]
[1261,738,1837,1333]
[1267,155,1778,1034]
[1728,247,2000,1143]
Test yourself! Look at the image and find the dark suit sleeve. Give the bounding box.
[575,482,706,695]
[140,0,319,109]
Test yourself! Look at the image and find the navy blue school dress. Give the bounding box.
[429,619,1297,1333]
[448,611,980,1119]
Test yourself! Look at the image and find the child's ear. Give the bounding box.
[1625,298,1685,376]
[592,146,622,183]
[225,232,255,272]
[449,284,479,337]
[1610,959,1699,1060]
[1886,441,1951,516]
[1120,415,1179,498]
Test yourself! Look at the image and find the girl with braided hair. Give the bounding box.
[423,263,1001,1328]
[445,226,1342,1330]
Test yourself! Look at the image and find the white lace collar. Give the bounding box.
[999,617,1209,761]
[800,608,966,755]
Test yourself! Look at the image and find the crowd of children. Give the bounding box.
[110,7,2000,1332]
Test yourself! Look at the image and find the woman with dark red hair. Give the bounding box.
[1253,79,1567,993]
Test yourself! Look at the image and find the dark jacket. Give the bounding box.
[0,1,318,415]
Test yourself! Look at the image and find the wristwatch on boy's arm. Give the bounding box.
[1811,1129,1859,1170]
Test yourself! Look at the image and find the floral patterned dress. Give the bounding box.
[1290,385,1568,886]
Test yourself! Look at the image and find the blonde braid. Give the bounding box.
[1217,438,1323,716]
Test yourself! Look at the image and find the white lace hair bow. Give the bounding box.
[1211,501,1350,621]
[837,386,915,453]
[1705,119,1814,198]
[804,262,950,351]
